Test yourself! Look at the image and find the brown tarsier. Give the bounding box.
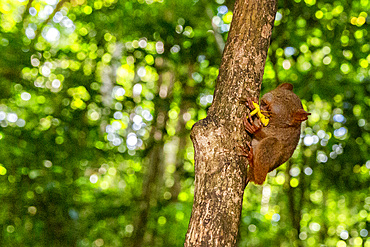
[240,83,310,185]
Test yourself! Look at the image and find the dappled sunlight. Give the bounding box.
[0,0,370,246]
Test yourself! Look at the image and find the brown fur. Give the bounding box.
[244,83,310,185]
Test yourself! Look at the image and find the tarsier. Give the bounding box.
[240,83,310,185]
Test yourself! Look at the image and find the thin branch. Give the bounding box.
[206,6,226,55]
[21,0,35,22]
[269,51,281,85]
[33,0,68,42]
[285,160,301,244]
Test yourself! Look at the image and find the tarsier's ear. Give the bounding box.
[293,109,311,122]
[278,83,294,91]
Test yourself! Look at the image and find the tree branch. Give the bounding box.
[33,0,68,43]
[21,0,35,22]
[205,5,226,55]
[184,0,277,246]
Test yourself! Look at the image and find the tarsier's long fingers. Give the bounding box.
[243,116,254,133]
[238,144,254,167]
[244,114,262,134]
[237,145,250,157]
[246,98,256,110]
[245,140,252,150]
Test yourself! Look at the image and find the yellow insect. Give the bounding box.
[248,101,270,126]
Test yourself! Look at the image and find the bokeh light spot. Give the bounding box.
[89,174,98,184]
[44,27,60,42]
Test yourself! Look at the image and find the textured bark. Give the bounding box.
[184,0,277,246]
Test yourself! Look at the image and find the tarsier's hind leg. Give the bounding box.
[253,137,282,185]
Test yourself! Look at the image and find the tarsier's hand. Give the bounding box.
[244,98,270,127]
[243,113,262,135]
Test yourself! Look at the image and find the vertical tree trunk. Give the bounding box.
[184,0,277,246]
[285,160,303,247]
[132,71,173,247]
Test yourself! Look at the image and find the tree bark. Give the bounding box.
[184,0,277,246]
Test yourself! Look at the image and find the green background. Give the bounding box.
[0,0,369,246]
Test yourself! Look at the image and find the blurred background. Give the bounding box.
[0,0,369,246]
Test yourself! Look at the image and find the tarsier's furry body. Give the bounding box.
[242,83,310,185]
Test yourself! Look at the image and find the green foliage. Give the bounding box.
[0,0,369,246]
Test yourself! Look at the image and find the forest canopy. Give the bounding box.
[0,0,370,246]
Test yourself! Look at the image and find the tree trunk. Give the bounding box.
[132,71,172,247]
[184,0,277,246]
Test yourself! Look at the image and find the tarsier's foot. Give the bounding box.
[238,142,253,168]
[238,143,255,184]
[243,113,262,134]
